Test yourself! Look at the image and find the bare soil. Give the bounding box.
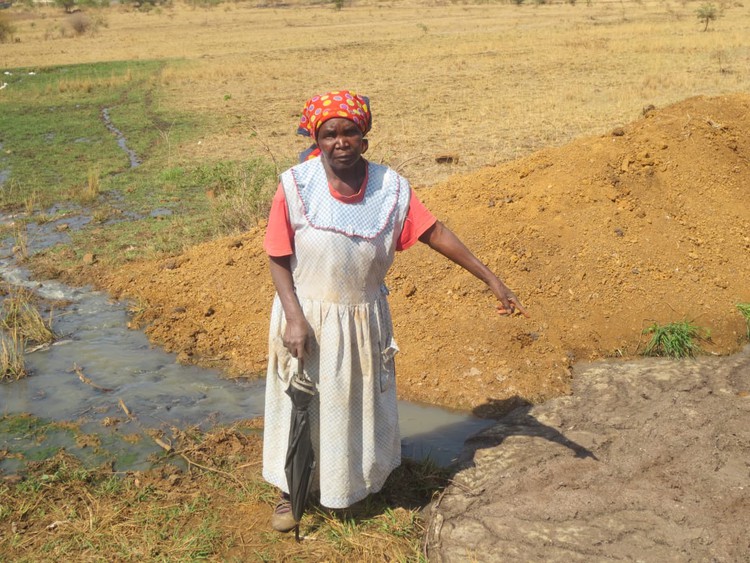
[425,346,750,561]
[72,93,750,417]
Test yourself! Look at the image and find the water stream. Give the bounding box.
[0,110,495,475]
[0,229,494,473]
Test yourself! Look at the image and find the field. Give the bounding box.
[2,0,750,560]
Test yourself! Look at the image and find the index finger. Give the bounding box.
[510,298,530,318]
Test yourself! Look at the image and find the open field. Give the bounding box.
[2,0,750,192]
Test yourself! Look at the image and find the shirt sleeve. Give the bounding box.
[397,189,437,251]
[263,183,295,257]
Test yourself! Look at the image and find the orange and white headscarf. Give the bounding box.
[297,90,372,140]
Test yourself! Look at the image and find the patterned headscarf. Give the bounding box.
[297,90,372,140]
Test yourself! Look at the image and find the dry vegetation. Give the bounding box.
[1,0,749,187]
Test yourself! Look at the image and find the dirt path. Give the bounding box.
[86,94,750,416]
[425,345,750,561]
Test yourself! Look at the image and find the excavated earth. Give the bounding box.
[94,94,750,416]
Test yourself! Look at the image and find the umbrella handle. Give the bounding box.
[297,356,304,378]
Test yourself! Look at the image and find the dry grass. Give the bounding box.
[0,424,442,560]
[0,328,26,380]
[2,0,749,186]
[1,285,57,345]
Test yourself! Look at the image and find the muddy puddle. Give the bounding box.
[0,215,493,473]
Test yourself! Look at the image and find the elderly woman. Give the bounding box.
[262,90,526,532]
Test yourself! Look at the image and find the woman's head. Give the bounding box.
[298,90,371,141]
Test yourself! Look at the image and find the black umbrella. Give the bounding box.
[284,358,317,542]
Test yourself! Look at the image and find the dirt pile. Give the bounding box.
[97,94,750,415]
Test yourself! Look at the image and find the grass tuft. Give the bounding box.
[736,303,750,339]
[642,320,706,358]
[0,328,26,381]
[1,285,57,346]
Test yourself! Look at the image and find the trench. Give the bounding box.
[0,111,494,475]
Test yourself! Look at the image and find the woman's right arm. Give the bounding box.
[269,255,310,358]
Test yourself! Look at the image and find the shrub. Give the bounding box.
[67,12,91,35]
[203,158,277,234]
[642,321,706,358]
[55,0,78,13]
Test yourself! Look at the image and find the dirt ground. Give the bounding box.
[425,345,750,561]
[80,93,750,416]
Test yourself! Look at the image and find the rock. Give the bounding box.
[611,126,625,136]
[435,154,460,164]
[82,253,97,265]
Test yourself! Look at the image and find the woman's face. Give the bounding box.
[316,118,367,171]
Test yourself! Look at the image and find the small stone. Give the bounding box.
[82,253,97,265]
[614,228,624,237]
[612,126,625,137]
[435,154,459,164]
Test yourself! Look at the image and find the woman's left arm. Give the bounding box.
[419,221,528,317]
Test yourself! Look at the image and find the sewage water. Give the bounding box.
[0,238,494,473]
[0,116,494,474]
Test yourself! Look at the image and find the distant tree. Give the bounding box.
[55,0,78,13]
[696,3,719,31]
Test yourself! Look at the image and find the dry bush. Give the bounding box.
[66,12,91,35]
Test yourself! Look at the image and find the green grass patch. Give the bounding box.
[642,320,708,358]
[0,60,168,210]
[2,59,280,272]
[737,303,750,339]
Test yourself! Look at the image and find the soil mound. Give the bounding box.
[100,94,750,415]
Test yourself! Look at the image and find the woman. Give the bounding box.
[262,90,526,532]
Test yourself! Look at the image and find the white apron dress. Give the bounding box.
[262,157,412,509]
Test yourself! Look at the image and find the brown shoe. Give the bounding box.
[271,494,296,533]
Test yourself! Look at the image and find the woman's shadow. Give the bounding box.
[326,396,597,522]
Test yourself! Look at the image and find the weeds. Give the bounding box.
[642,320,706,358]
[736,303,750,339]
[1,285,57,345]
[203,158,277,234]
[0,328,26,380]
[81,167,101,204]
[12,226,29,262]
